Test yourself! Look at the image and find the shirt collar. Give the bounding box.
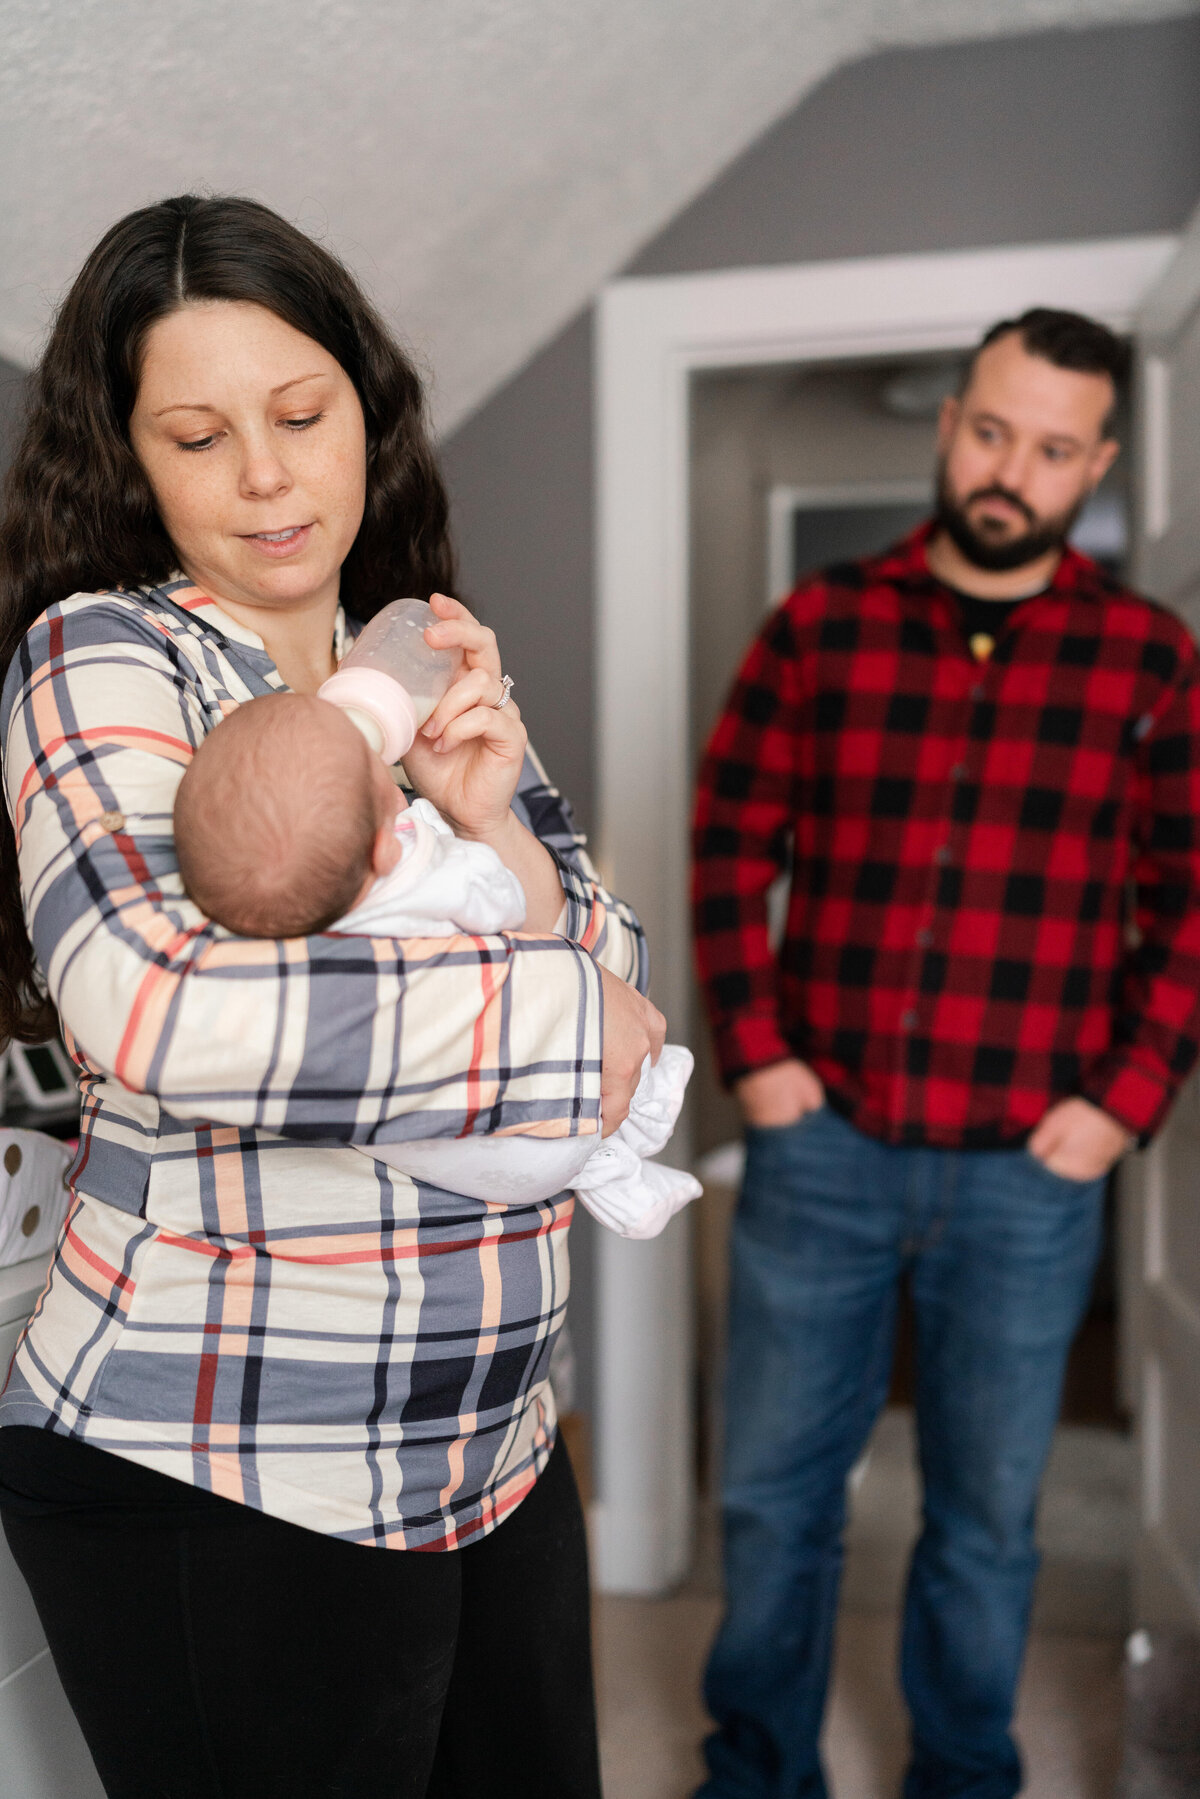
[872,520,1099,597]
[143,575,349,667]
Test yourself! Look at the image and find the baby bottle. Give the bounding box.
[317,599,463,762]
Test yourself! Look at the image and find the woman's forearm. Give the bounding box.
[47,891,604,1142]
[460,810,567,932]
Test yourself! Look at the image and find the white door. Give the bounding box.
[1126,194,1200,1630]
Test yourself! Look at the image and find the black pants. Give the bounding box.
[0,1427,601,1799]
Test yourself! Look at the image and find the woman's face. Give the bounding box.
[129,301,367,620]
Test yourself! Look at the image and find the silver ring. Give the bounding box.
[493,674,514,710]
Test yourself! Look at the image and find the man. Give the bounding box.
[691,309,1200,1799]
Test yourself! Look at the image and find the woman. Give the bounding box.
[0,195,662,1798]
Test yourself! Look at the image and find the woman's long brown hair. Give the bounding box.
[0,194,456,1043]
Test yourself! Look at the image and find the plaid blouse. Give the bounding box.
[0,580,646,1548]
[692,527,1200,1148]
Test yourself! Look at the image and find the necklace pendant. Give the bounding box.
[969,632,996,662]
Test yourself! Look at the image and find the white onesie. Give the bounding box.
[334,799,700,1238]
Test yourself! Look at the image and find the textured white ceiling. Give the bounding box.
[1,0,1196,432]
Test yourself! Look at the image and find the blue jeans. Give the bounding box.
[699,1106,1105,1799]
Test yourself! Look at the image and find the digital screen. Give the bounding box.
[25,1046,68,1093]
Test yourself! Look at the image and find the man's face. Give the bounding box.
[934,332,1120,573]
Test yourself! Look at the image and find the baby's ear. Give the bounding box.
[371,823,403,879]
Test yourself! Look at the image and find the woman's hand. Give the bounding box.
[599,965,666,1136]
[400,594,526,839]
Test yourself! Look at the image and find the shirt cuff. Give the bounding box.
[712,1013,796,1089]
[1077,1053,1177,1145]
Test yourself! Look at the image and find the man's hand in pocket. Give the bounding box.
[734,1059,825,1129]
[1027,1097,1133,1181]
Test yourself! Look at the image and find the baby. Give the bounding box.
[173,692,699,1238]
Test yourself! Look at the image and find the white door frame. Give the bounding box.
[591,233,1177,1595]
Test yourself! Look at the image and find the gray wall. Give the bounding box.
[628,16,1200,278]
[439,312,595,826]
[0,359,27,481]
[440,12,1200,842]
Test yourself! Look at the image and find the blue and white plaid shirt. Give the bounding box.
[0,580,646,1548]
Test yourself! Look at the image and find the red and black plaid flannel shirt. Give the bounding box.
[692,525,1200,1147]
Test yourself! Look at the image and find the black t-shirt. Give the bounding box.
[946,586,1043,657]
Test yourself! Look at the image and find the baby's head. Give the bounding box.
[174,693,401,937]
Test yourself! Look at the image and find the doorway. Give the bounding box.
[688,353,1133,1466]
[592,234,1176,1595]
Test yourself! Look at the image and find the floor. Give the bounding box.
[594,1408,1133,1799]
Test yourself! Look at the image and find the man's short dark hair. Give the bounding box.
[965,307,1130,434]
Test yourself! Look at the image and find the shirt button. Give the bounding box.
[934,844,953,865]
[916,928,934,948]
[970,683,984,701]
[99,810,125,832]
[950,763,968,781]
[901,1009,919,1030]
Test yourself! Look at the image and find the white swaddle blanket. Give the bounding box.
[335,800,700,1236]
[338,797,529,937]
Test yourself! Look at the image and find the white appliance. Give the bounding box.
[0,1133,73,1270]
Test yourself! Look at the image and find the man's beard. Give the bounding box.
[934,460,1085,574]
